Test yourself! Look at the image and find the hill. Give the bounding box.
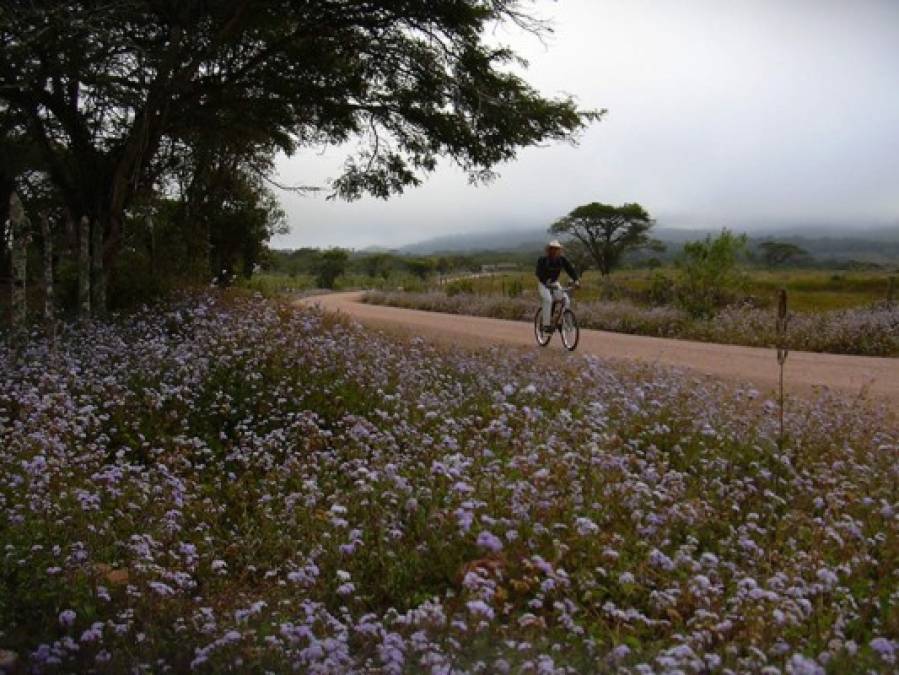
[399,223,899,264]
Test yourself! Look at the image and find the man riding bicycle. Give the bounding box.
[536,240,580,333]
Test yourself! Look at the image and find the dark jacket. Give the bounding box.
[536,255,578,285]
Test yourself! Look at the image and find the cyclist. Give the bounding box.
[536,240,579,333]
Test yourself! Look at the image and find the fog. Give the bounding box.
[272,0,899,250]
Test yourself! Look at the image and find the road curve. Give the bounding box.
[297,291,899,413]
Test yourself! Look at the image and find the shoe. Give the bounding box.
[542,325,554,333]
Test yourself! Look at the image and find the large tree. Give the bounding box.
[550,202,661,276]
[758,240,809,267]
[1,1,601,310]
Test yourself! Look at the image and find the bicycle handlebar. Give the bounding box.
[548,283,579,292]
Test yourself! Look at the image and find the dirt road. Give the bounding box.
[298,291,899,412]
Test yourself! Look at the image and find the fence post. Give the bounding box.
[776,288,789,449]
[40,210,55,341]
[78,216,91,317]
[9,191,29,330]
[91,218,106,316]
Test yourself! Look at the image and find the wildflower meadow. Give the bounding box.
[1,292,897,673]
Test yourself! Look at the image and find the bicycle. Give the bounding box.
[534,282,580,351]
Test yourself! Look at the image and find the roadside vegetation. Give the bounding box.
[2,292,897,672]
[356,228,899,356]
[363,289,899,356]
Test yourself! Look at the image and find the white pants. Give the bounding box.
[538,283,568,326]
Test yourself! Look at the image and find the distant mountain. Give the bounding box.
[398,223,899,263]
[400,226,547,254]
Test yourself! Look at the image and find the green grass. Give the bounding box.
[453,268,897,313]
[237,273,316,297]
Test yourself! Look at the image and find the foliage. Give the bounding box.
[647,271,676,305]
[550,202,663,276]
[403,257,435,281]
[446,279,476,296]
[676,229,749,318]
[0,0,600,315]
[560,238,594,275]
[2,293,897,671]
[358,253,397,280]
[238,273,315,298]
[313,249,350,289]
[758,241,810,267]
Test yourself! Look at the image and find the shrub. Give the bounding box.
[446,279,474,296]
[506,278,524,298]
[314,248,349,289]
[647,271,676,305]
[676,229,748,317]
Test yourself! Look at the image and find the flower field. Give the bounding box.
[1,292,898,673]
[362,291,899,357]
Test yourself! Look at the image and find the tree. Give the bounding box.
[1,1,601,312]
[561,239,594,276]
[404,258,435,281]
[550,202,662,276]
[676,229,748,317]
[758,241,809,267]
[360,253,396,280]
[314,249,349,289]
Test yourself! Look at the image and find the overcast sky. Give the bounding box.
[273,0,899,250]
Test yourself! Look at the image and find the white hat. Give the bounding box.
[547,240,563,249]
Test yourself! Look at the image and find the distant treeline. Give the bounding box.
[267,233,899,288]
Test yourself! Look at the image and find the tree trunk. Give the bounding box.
[78,215,91,317]
[91,218,106,315]
[9,191,29,328]
[40,210,54,325]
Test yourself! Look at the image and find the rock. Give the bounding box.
[93,562,129,586]
[106,568,130,586]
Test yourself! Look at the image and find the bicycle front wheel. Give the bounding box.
[534,308,551,347]
[560,309,579,351]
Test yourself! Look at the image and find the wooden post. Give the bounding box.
[776,288,789,449]
[91,218,105,316]
[78,216,91,317]
[40,211,54,329]
[147,214,157,279]
[9,192,29,329]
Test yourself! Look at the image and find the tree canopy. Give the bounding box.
[1,0,601,311]
[758,241,809,267]
[549,202,661,276]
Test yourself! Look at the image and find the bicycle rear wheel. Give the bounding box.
[560,309,579,351]
[534,308,551,346]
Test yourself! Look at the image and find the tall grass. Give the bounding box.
[455,269,897,313]
[363,290,899,356]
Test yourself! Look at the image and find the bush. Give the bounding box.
[676,229,748,318]
[446,279,474,296]
[314,248,349,289]
[647,271,675,305]
[506,278,524,298]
